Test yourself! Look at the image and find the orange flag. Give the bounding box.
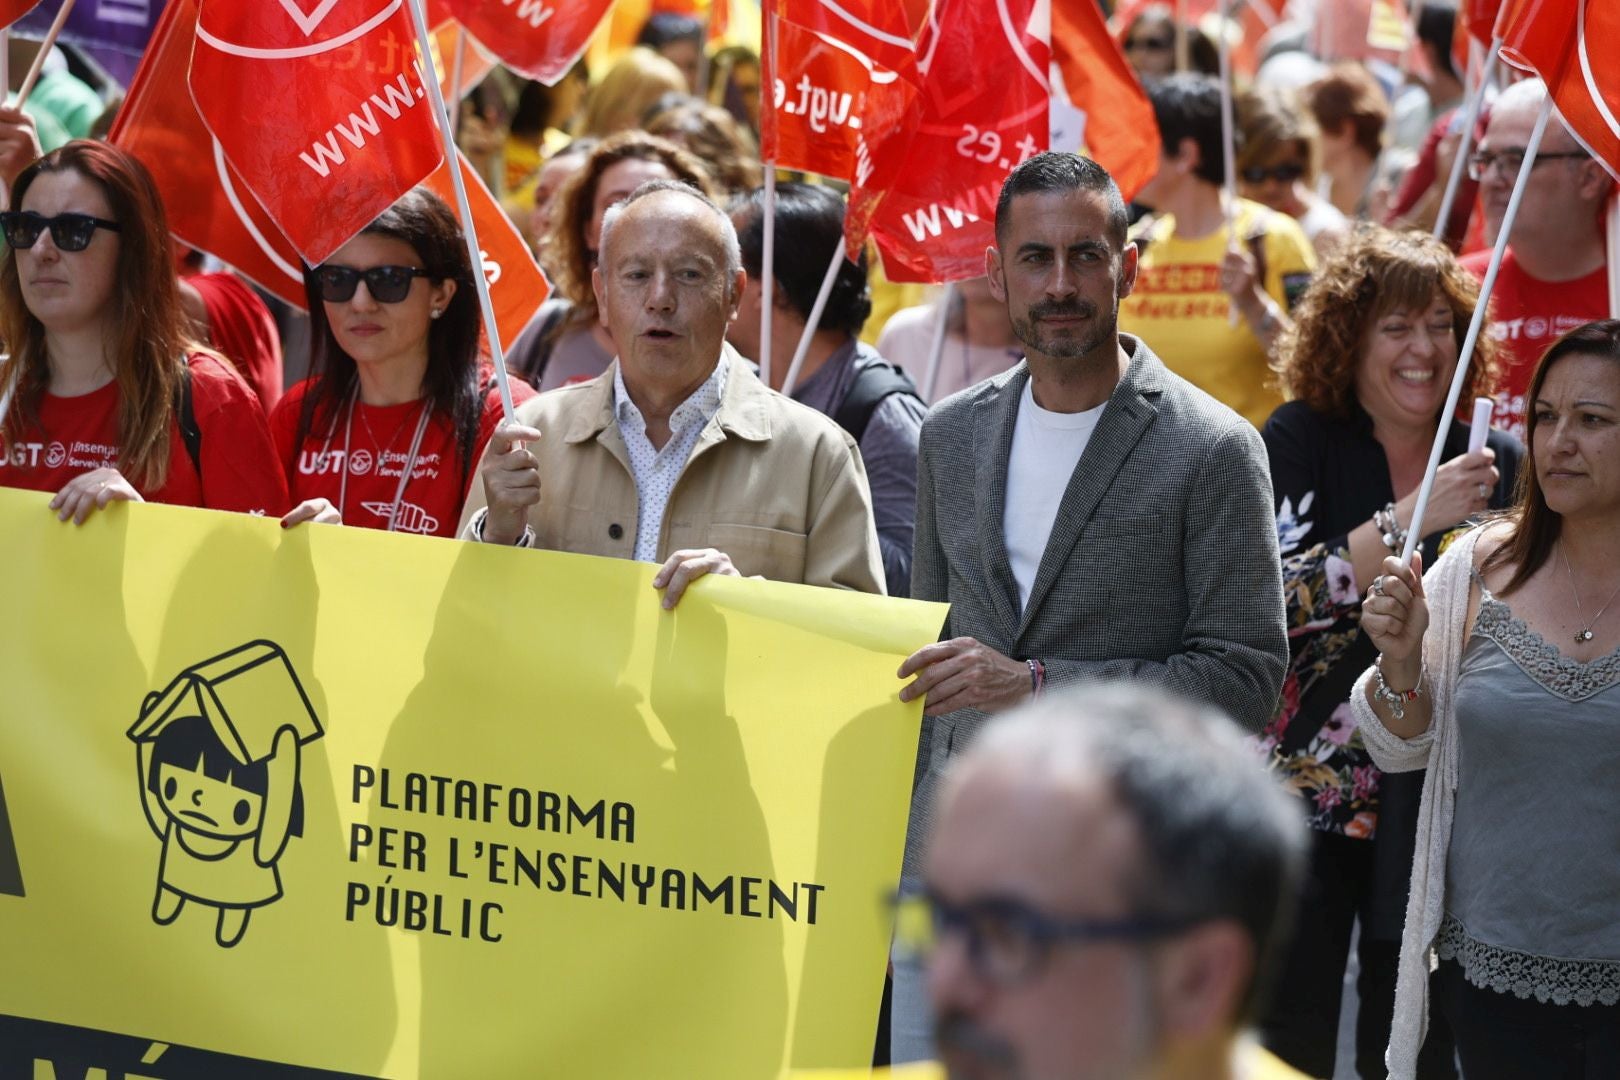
[1499,0,1620,180]
[190,0,444,265]
[112,0,547,346]
[1052,0,1159,202]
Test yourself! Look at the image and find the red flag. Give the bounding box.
[1464,0,1504,43]
[846,0,1049,283]
[1499,0,1620,180]
[0,0,39,29]
[190,0,444,266]
[1052,0,1159,202]
[113,0,546,346]
[760,0,921,180]
[443,0,612,84]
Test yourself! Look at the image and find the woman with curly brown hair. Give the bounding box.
[505,131,715,390]
[1255,225,1522,1078]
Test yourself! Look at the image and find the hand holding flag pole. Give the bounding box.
[1401,95,1554,565]
[404,0,517,423]
[1433,37,1502,241]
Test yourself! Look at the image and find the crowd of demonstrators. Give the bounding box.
[909,683,1310,1080]
[1255,225,1520,1079]
[270,189,535,537]
[3,7,1620,1077]
[0,141,285,521]
[461,180,884,601]
[1355,323,1620,1078]
[729,183,925,597]
[507,132,715,391]
[1122,74,1317,429]
[890,151,1288,1064]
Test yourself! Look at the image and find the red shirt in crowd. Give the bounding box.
[1461,248,1609,443]
[270,368,534,538]
[0,351,288,514]
[187,271,285,415]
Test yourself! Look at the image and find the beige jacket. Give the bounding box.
[458,355,885,594]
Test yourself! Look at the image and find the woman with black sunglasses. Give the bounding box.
[1238,86,1350,259]
[0,140,287,521]
[270,188,534,537]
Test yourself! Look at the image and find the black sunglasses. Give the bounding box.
[312,264,430,304]
[1241,163,1306,185]
[0,210,121,252]
[1126,34,1173,52]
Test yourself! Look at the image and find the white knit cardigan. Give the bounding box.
[1349,525,1488,1080]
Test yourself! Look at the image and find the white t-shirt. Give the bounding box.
[1003,380,1106,611]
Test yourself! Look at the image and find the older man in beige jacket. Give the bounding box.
[459,180,884,603]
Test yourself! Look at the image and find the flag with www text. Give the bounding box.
[760,0,922,181]
[114,0,547,345]
[191,0,445,265]
[846,0,1052,283]
[1498,0,1620,181]
[444,0,613,84]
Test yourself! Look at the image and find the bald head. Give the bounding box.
[1478,77,1613,249]
[599,179,743,283]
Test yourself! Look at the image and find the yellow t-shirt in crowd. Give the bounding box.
[1119,198,1315,428]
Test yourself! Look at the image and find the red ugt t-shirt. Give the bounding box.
[270,369,534,538]
[1462,249,1609,443]
[0,352,289,514]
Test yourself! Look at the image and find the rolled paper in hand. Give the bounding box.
[1468,397,1494,455]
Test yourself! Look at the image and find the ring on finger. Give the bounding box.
[1477,481,1490,499]
[1371,575,1386,597]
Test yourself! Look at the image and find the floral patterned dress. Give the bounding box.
[1258,400,1522,840]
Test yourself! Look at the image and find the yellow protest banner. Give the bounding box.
[0,489,944,1078]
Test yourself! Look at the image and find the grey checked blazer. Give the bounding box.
[902,335,1287,878]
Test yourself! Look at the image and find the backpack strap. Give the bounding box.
[833,359,922,444]
[176,362,203,477]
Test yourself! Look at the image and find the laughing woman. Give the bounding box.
[0,141,286,520]
[270,188,534,537]
[1254,226,1521,1079]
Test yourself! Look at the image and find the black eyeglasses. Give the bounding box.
[891,890,1199,986]
[0,210,121,252]
[1466,148,1588,181]
[311,264,429,304]
[1241,163,1307,185]
[1126,34,1173,52]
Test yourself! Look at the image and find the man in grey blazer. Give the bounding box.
[889,152,1288,1063]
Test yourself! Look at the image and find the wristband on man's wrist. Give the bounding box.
[1027,658,1046,697]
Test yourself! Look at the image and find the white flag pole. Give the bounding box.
[781,246,847,396]
[760,5,780,388]
[14,0,76,108]
[1401,96,1554,564]
[1607,189,1620,318]
[1218,0,1241,327]
[1432,37,1500,241]
[405,0,517,421]
[922,282,957,404]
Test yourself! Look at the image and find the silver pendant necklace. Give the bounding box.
[1559,540,1620,644]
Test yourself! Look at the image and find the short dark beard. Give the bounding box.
[1010,297,1117,364]
[935,1010,1021,1078]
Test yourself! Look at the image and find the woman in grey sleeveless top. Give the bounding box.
[1350,320,1620,1079]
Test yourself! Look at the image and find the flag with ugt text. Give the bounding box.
[444,0,613,84]
[191,0,444,266]
[114,0,547,347]
[846,0,1052,283]
[760,0,922,181]
[1052,0,1158,203]
[1498,0,1620,181]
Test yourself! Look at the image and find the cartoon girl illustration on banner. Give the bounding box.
[127,640,324,948]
